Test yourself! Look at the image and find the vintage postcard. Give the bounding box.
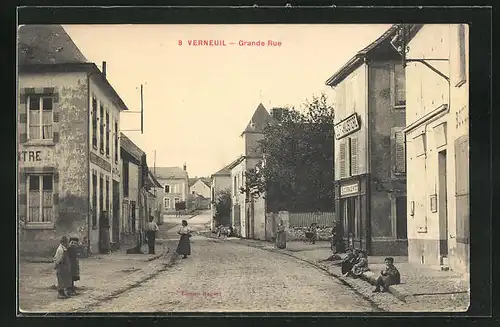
[17,21,471,313]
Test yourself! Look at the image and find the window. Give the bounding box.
[164,197,170,209]
[192,191,196,195]
[123,162,129,197]
[99,104,105,153]
[339,140,349,178]
[164,184,170,193]
[174,197,180,204]
[349,137,359,176]
[92,172,97,228]
[392,128,406,174]
[92,98,98,148]
[28,95,53,140]
[394,64,406,107]
[413,133,426,157]
[105,111,110,157]
[453,24,467,88]
[233,176,237,196]
[27,174,53,223]
[114,121,118,162]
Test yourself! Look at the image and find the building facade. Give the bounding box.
[154,166,189,215]
[403,24,469,272]
[210,161,234,231]
[17,27,128,256]
[326,25,408,256]
[189,179,211,199]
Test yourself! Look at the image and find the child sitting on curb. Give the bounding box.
[373,257,401,293]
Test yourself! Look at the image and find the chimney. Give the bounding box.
[183,163,187,171]
[102,61,107,77]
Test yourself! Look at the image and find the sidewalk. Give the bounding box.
[19,242,177,313]
[220,237,470,312]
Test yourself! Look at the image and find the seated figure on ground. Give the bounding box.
[373,257,401,293]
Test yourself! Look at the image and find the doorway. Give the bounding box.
[438,150,448,257]
[112,181,120,244]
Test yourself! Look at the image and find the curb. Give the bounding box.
[225,238,406,304]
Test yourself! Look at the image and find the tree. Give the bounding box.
[244,93,335,212]
[212,188,231,226]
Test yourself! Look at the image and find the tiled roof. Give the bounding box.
[154,167,188,180]
[120,133,145,162]
[18,25,88,65]
[325,25,400,87]
[241,103,272,136]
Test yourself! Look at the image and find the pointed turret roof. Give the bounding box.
[241,103,272,136]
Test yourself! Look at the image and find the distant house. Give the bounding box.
[189,178,211,199]
[154,165,189,215]
[209,161,235,231]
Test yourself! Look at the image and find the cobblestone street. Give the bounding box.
[90,234,379,312]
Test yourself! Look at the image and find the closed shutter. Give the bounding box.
[339,141,347,178]
[350,137,359,175]
[394,128,406,174]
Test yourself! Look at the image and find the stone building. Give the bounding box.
[400,24,469,272]
[18,25,128,256]
[325,25,408,255]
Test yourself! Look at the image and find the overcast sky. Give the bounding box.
[63,24,391,178]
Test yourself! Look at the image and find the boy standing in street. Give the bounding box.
[53,236,72,299]
[146,216,159,254]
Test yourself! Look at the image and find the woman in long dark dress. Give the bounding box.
[176,220,192,259]
[275,219,287,249]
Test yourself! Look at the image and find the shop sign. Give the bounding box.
[18,148,54,166]
[341,182,359,196]
[334,113,360,140]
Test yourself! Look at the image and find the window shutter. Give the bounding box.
[394,129,406,174]
[350,137,359,175]
[339,141,347,178]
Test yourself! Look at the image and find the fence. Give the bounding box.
[288,212,336,228]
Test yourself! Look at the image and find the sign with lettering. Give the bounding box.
[340,182,359,196]
[334,113,361,140]
[90,152,111,172]
[18,148,55,167]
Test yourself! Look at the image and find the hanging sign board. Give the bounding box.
[334,113,360,140]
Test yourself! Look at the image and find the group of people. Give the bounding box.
[53,236,80,299]
[338,248,401,292]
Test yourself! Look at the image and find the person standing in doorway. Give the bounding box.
[53,236,72,299]
[146,216,159,254]
[176,220,192,259]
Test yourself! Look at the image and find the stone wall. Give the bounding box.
[286,226,333,242]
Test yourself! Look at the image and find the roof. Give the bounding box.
[19,62,130,112]
[189,178,211,188]
[146,170,162,188]
[18,25,129,112]
[120,133,145,163]
[227,156,245,171]
[241,103,273,136]
[154,167,188,180]
[325,25,401,87]
[18,25,88,65]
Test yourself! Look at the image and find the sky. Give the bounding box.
[63,24,392,178]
